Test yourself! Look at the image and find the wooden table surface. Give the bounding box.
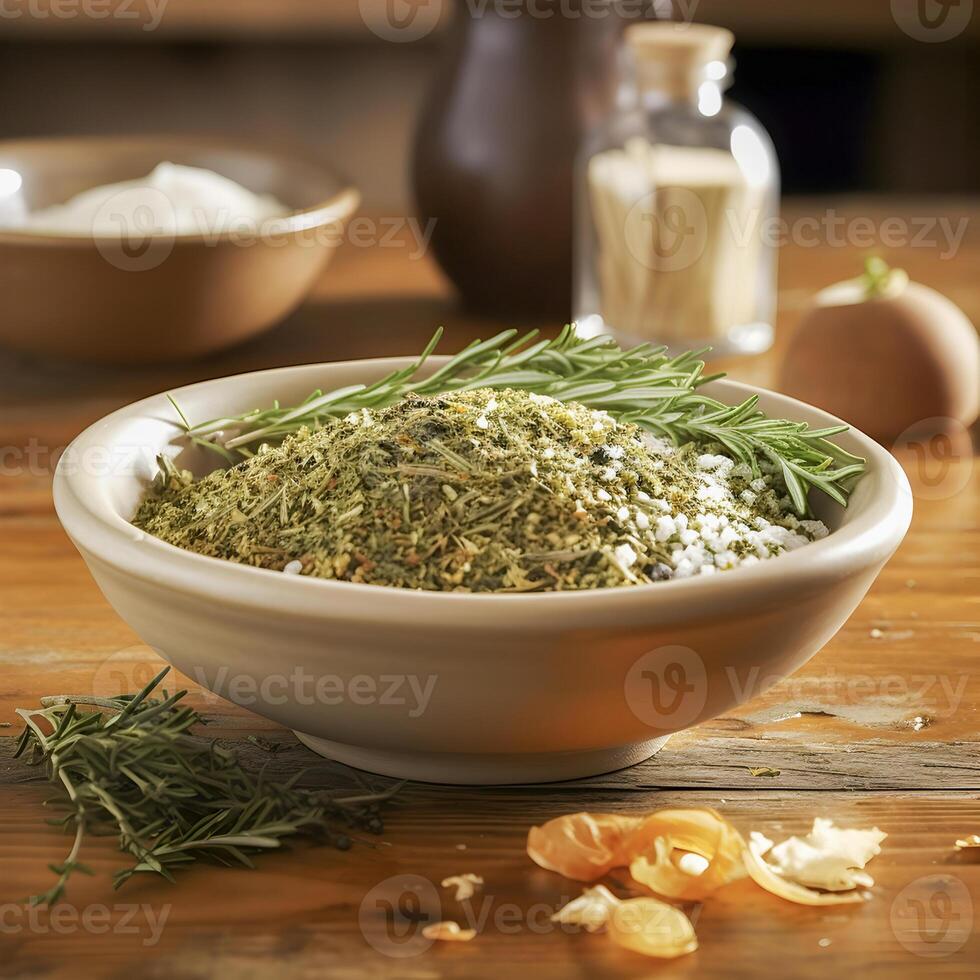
[1,200,978,978]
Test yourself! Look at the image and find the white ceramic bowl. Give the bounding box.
[53,358,913,784]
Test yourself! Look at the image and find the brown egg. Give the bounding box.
[779,262,980,444]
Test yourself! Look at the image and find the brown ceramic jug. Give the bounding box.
[412,1,632,321]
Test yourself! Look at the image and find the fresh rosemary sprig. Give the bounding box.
[177,326,865,515]
[14,668,398,906]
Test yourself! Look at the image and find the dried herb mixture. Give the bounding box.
[134,387,828,592]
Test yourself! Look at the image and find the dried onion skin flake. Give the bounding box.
[550,884,621,933]
[765,818,886,892]
[606,897,699,959]
[743,832,870,906]
[627,808,748,899]
[552,886,698,959]
[527,812,645,881]
[441,873,484,901]
[421,921,477,942]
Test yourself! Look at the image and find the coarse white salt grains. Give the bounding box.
[800,520,830,540]
[614,543,638,569]
[626,441,831,581]
[283,560,304,575]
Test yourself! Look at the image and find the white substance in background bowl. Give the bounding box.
[11,162,289,237]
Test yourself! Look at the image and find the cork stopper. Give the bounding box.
[626,23,735,99]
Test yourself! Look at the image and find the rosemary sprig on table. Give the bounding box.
[14,668,398,906]
[177,326,865,515]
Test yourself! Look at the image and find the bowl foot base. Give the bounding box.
[292,732,671,785]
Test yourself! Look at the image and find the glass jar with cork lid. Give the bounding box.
[574,23,779,356]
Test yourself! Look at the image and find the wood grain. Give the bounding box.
[2,784,978,978]
[0,200,978,977]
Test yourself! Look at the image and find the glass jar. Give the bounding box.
[574,23,779,356]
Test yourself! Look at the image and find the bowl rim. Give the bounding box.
[53,356,914,631]
[0,133,361,246]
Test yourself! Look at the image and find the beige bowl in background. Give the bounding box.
[0,135,359,364]
[53,358,913,784]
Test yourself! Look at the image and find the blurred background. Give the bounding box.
[0,0,977,453]
[1,0,977,211]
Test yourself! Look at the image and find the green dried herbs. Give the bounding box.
[134,387,828,592]
[14,668,397,905]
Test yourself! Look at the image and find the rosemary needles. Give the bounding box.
[176,326,865,515]
[14,668,398,906]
